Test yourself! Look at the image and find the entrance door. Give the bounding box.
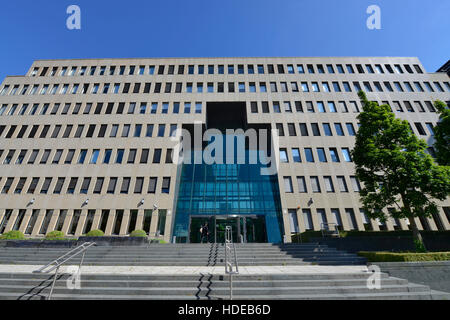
[243,216,267,243]
[189,215,267,243]
[189,216,215,243]
[215,216,239,243]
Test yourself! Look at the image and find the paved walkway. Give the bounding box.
[0,265,370,275]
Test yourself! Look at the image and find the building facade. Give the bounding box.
[0,57,449,243]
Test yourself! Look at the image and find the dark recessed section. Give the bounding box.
[206,102,247,131]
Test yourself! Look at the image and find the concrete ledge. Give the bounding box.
[371,261,450,293]
[2,240,76,248]
[311,235,450,253]
[0,237,150,248]
[78,237,149,246]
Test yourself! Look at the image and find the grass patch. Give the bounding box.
[358,251,450,262]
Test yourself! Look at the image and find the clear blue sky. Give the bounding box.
[0,0,448,80]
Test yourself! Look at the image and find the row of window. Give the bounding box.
[0,123,177,140]
[1,148,174,166]
[0,176,172,196]
[3,79,449,97]
[0,208,168,237]
[283,175,360,194]
[28,62,426,78]
[0,99,442,120]
[0,120,436,145]
[0,101,203,116]
[280,148,351,165]
[288,207,450,232]
[276,121,435,138]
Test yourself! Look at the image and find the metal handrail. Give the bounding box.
[321,223,340,238]
[33,242,96,300]
[224,226,239,300]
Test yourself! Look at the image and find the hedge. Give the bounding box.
[45,231,66,240]
[130,230,147,237]
[358,251,450,262]
[291,230,450,243]
[0,231,25,240]
[86,230,105,237]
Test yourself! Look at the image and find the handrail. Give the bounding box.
[33,242,96,300]
[321,223,340,238]
[224,226,239,300]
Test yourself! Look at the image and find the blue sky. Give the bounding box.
[0,0,448,80]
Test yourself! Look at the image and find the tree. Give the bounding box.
[351,91,450,250]
[433,100,450,166]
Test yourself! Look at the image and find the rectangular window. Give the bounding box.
[67,178,78,194]
[299,123,308,136]
[346,123,356,136]
[148,177,157,194]
[303,209,314,230]
[280,149,289,163]
[288,209,299,234]
[121,178,131,194]
[107,178,117,194]
[140,149,149,164]
[80,178,91,194]
[292,149,301,163]
[103,149,112,164]
[342,148,352,162]
[284,177,293,193]
[305,148,314,162]
[337,176,349,192]
[297,176,307,193]
[134,177,144,194]
[94,178,104,194]
[310,176,321,193]
[329,148,340,162]
[324,177,334,193]
[317,148,327,162]
[350,176,361,192]
[153,149,162,164]
[116,149,124,164]
[162,178,171,194]
[128,149,137,163]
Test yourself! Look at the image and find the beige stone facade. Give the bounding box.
[0,57,449,243]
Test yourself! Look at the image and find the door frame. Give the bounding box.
[189,214,265,243]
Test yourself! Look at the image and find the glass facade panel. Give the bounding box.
[173,151,283,243]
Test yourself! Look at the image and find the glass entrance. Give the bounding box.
[189,215,267,243]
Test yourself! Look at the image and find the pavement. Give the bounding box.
[0,265,370,275]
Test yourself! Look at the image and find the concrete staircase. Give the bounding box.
[0,243,448,300]
[0,272,447,300]
[0,243,366,266]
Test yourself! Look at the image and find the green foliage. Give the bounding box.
[433,100,450,166]
[130,230,147,238]
[45,231,65,240]
[414,238,427,253]
[291,230,450,243]
[150,239,168,244]
[86,230,105,237]
[0,230,25,240]
[358,251,450,262]
[351,91,450,244]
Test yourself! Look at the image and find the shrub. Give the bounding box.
[358,251,450,262]
[130,230,147,238]
[414,239,427,253]
[0,230,26,240]
[86,230,105,237]
[150,239,167,244]
[45,231,65,240]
